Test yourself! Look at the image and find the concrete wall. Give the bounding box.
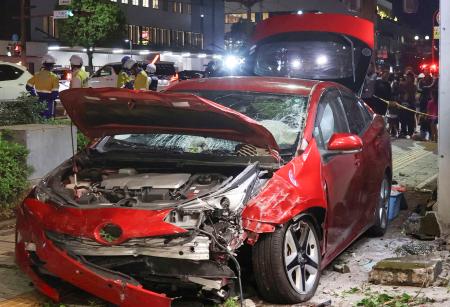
[1,124,76,180]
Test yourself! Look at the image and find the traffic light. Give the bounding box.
[14,43,22,56]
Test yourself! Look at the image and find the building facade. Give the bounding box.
[30,0,224,53]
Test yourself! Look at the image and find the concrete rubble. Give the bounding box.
[369,255,443,287]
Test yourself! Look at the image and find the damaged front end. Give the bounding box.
[16,156,271,305]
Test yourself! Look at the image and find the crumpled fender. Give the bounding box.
[242,140,326,233]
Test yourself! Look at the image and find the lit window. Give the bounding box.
[132,0,138,5]
[122,0,128,3]
[143,0,148,6]
[262,12,269,20]
[152,0,159,9]
[111,0,117,2]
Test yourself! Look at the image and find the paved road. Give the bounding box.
[0,139,439,306]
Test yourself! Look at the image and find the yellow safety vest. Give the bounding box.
[117,71,131,88]
[26,70,59,94]
[134,70,149,90]
[73,69,89,88]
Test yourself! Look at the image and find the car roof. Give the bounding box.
[167,76,319,96]
[0,61,27,71]
[105,61,174,66]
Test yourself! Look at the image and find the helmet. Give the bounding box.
[123,58,137,70]
[69,55,83,66]
[146,63,156,74]
[42,55,56,65]
[121,56,131,65]
[418,73,425,79]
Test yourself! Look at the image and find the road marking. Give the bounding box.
[416,173,439,189]
[394,151,434,170]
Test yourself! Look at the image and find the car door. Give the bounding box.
[88,65,116,88]
[0,64,27,100]
[340,90,386,231]
[313,89,362,258]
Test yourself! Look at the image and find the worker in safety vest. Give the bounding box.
[69,55,88,88]
[124,58,149,90]
[117,56,132,88]
[146,63,159,91]
[26,55,59,119]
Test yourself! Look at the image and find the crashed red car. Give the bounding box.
[16,13,391,306]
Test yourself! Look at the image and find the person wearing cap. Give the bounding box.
[123,58,149,90]
[26,54,59,119]
[117,56,132,88]
[146,63,158,91]
[69,55,89,88]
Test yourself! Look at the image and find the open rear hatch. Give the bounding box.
[246,13,374,93]
[60,88,279,150]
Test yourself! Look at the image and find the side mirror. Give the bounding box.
[327,133,363,152]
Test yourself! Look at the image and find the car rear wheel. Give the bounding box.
[368,175,391,237]
[252,217,321,304]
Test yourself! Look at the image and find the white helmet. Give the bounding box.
[123,58,137,70]
[42,54,56,65]
[418,73,425,79]
[146,63,156,74]
[70,55,83,66]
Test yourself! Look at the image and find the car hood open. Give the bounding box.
[60,88,279,150]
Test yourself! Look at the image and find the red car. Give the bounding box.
[15,13,391,306]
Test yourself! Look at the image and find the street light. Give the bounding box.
[297,10,303,15]
[414,35,420,41]
[425,35,430,40]
[124,39,132,57]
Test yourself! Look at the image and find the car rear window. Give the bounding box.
[156,63,176,76]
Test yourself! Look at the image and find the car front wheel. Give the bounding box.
[368,175,391,237]
[252,216,321,304]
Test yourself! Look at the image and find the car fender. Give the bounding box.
[242,139,326,234]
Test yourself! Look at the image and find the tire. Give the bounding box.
[368,174,391,237]
[252,216,321,304]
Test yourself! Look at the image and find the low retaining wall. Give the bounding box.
[1,124,76,180]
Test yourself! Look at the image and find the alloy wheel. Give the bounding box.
[283,220,320,294]
[379,178,390,229]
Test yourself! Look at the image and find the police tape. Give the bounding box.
[373,95,435,118]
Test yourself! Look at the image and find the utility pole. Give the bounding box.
[20,0,27,66]
[438,1,450,231]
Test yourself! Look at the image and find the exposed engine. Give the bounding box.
[40,161,269,302]
[64,168,229,208]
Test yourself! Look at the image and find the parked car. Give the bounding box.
[0,61,32,100]
[178,70,204,80]
[52,67,72,92]
[87,61,178,91]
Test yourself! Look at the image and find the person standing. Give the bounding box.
[427,88,439,142]
[398,71,417,138]
[117,56,132,88]
[69,55,88,88]
[417,68,435,139]
[146,63,159,91]
[123,58,149,90]
[373,71,392,115]
[25,55,59,119]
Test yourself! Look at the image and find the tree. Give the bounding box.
[57,0,126,70]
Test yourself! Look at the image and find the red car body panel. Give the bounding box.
[60,87,279,150]
[16,198,172,306]
[252,13,375,49]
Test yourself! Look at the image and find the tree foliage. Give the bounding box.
[57,0,126,67]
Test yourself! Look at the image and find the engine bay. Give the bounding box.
[64,168,229,207]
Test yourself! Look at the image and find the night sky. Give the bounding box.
[392,0,439,35]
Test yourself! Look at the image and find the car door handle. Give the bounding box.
[18,83,25,86]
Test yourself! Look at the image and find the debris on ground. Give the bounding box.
[369,256,442,287]
[403,211,440,240]
[419,212,441,238]
[394,242,434,256]
[333,263,350,273]
[355,291,435,307]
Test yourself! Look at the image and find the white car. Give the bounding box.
[87,61,178,91]
[0,61,32,100]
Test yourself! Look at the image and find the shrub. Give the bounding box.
[0,131,30,209]
[0,94,46,126]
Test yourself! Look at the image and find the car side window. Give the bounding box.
[340,92,367,135]
[95,66,112,77]
[314,90,349,149]
[0,64,24,81]
[359,100,374,124]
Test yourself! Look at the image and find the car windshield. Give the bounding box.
[174,91,309,154]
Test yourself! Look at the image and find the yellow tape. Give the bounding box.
[373,95,435,117]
